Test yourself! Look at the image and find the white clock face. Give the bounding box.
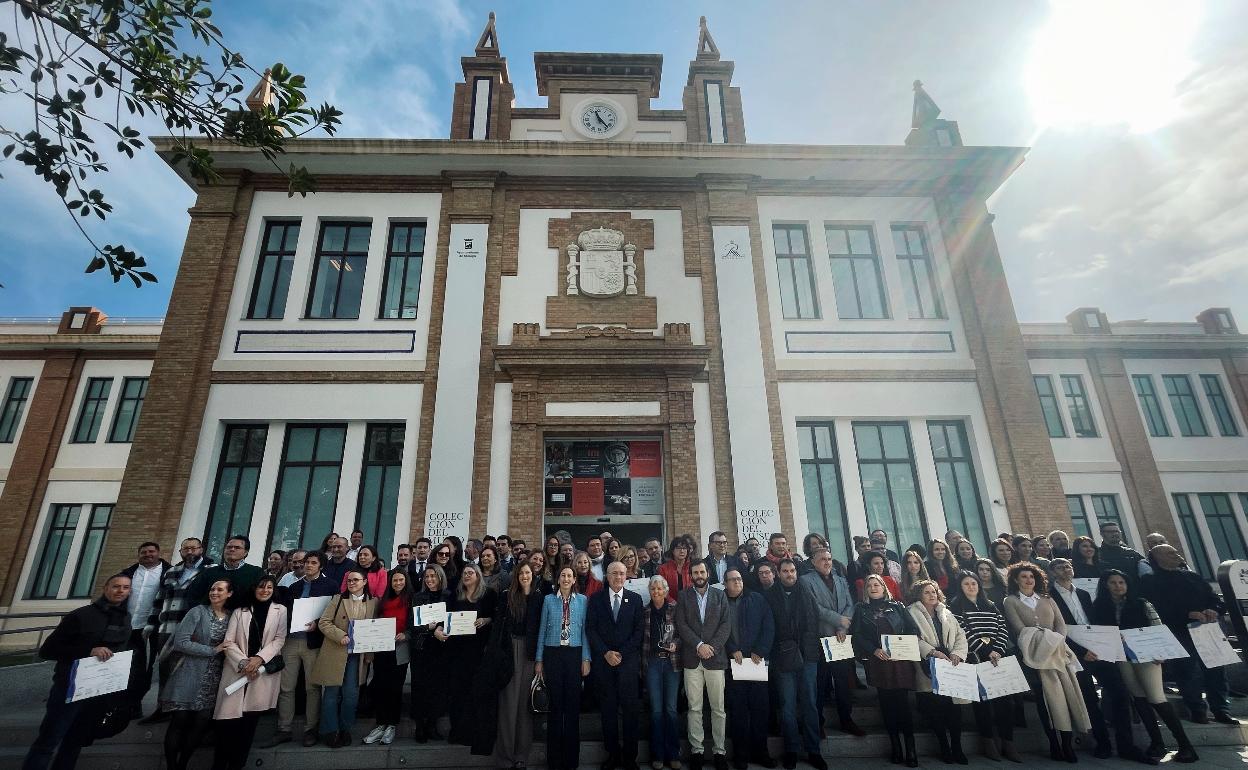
[580,104,619,135]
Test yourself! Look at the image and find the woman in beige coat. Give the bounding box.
[909,579,970,765]
[310,568,377,748]
[212,576,288,770]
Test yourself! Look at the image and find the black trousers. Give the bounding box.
[878,688,914,736]
[595,659,640,761]
[410,639,447,728]
[971,695,1015,741]
[726,675,769,760]
[210,711,261,770]
[916,691,963,740]
[819,659,855,723]
[370,650,408,727]
[1081,660,1135,752]
[544,646,584,770]
[163,709,211,770]
[127,628,158,709]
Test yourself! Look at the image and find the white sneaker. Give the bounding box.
[381,725,396,745]
[362,725,386,745]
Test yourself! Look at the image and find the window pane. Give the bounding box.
[1061,375,1098,438]
[356,424,404,560]
[1173,494,1213,579]
[248,221,299,319]
[69,504,113,598]
[892,225,943,319]
[773,225,819,319]
[847,228,872,254]
[1090,494,1124,542]
[71,378,113,443]
[777,260,799,318]
[268,425,346,553]
[855,260,888,319]
[829,257,859,318]
[881,424,909,459]
[108,377,148,443]
[854,424,882,460]
[797,422,850,554]
[286,427,317,462]
[929,421,989,552]
[203,425,267,559]
[1066,495,1090,538]
[1198,493,1248,562]
[29,505,81,599]
[307,222,370,319]
[855,421,927,550]
[0,377,34,443]
[1200,375,1240,437]
[1034,375,1066,438]
[1164,375,1208,437]
[1132,375,1170,437]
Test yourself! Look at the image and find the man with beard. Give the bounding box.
[676,561,731,770]
[724,569,775,769]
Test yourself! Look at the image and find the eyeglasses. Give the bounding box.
[346,578,364,584]
[711,539,728,545]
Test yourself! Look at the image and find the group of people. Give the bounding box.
[23,522,1241,770]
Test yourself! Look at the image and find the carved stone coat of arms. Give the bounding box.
[566,227,638,297]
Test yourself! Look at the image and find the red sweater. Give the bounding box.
[658,560,693,600]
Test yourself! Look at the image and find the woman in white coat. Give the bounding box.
[212,576,288,770]
[909,579,970,765]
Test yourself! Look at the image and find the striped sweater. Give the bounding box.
[949,603,1012,663]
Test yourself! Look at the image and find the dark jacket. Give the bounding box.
[642,599,680,672]
[1140,566,1223,646]
[725,589,774,659]
[674,585,731,670]
[321,557,358,588]
[766,582,806,673]
[471,595,520,757]
[121,559,172,580]
[145,557,217,638]
[1050,583,1096,659]
[702,554,742,585]
[849,599,918,659]
[1098,543,1146,584]
[586,587,645,670]
[187,562,264,608]
[40,597,132,687]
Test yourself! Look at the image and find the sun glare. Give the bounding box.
[1025,0,1202,133]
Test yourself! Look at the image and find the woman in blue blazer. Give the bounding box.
[535,566,591,770]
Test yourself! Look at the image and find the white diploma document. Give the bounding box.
[625,578,651,597]
[1189,622,1241,668]
[820,635,854,662]
[1072,578,1100,597]
[413,601,447,626]
[1121,626,1189,663]
[882,634,921,661]
[1066,624,1127,662]
[67,650,133,702]
[445,610,478,636]
[289,596,332,631]
[730,658,769,681]
[348,617,396,653]
[974,655,1031,700]
[223,675,248,696]
[930,657,979,701]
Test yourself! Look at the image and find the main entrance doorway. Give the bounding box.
[543,435,665,548]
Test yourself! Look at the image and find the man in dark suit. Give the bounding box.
[703,530,739,585]
[675,561,731,770]
[587,561,645,770]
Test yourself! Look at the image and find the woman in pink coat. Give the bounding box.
[213,576,288,770]
[341,545,388,597]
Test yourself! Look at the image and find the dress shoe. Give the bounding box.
[301,730,319,747]
[713,755,729,770]
[806,753,828,770]
[1212,712,1241,725]
[1188,710,1209,724]
[138,710,170,725]
[1093,743,1112,759]
[688,754,704,770]
[1173,746,1199,764]
[260,730,292,748]
[782,752,798,769]
[840,720,866,737]
[731,757,747,770]
[753,756,777,769]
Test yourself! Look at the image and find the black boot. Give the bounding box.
[1060,731,1077,764]
[935,730,952,764]
[949,729,968,765]
[1133,697,1166,758]
[888,733,904,765]
[1153,702,1198,764]
[904,733,919,768]
[1046,729,1062,761]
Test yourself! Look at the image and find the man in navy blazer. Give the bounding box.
[587,560,645,770]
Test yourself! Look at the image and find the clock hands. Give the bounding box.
[593,108,610,129]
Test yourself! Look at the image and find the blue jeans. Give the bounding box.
[646,663,680,762]
[777,667,820,754]
[22,682,85,770]
[320,654,360,734]
[1168,636,1230,717]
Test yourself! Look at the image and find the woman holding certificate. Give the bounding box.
[535,566,592,770]
[410,564,452,742]
[444,563,498,745]
[310,569,377,748]
[361,568,413,746]
[909,579,970,764]
[948,571,1021,762]
[850,573,921,767]
[1091,570,1198,764]
[160,578,232,770]
[1002,563,1089,763]
[213,576,288,770]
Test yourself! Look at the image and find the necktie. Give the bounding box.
[612,593,620,621]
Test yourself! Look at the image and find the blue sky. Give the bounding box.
[1,0,1245,325]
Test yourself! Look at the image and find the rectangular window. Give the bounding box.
[826,225,888,319]
[772,224,819,319]
[1200,375,1240,437]
[28,504,81,599]
[69,504,113,598]
[247,220,300,319]
[1061,374,1097,437]
[1172,494,1212,579]
[797,422,851,555]
[853,422,926,550]
[306,222,370,319]
[356,423,405,561]
[1066,495,1090,538]
[1090,494,1125,543]
[0,376,33,443]
[203,425,268,560]
[70,377,113,443]
[1034,375,1067,438]
[928,421,990,553]
[1132,374,1170,437]
[1197,493,1248,562]
[1163,375,1208,437]
[107,377,148,443]
[891,225,944,319]
[268,424,346,553]
[379,222,426,319]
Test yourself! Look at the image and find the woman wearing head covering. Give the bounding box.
[409,563,451,742]
[361,568,413,746]
[948,570,1021,762]
[850,573,921,767]
[213,576,288,769]
[1091,569,1197,764]
[909,578,969,764]
[444,562,498,745]
[160,578,233,770]
[310,568,377,748]
[1002,563,1090,763]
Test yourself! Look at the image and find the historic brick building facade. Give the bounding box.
[1,16,1245,621]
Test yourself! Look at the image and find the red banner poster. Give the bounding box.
[571,477,605,515]
[628,441,662,477]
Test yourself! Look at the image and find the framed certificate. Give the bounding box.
[1066,624,1127,662]
[930,657,979,701]
[348,618,396,653]
[445,610,478,636]
[67,650,133,703]
[730,658,769,681]
[290,596,331,631]
[1189,622,1241,668]
[1121,626,1189,662]
[882,634,921,662]
[413,601,447,626]
[974,655,1030,700]
[820,635,854,662]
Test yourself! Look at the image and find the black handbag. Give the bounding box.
[262,654,285,674]
[529,675,549,713]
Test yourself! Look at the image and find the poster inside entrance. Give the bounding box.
[545,438,664,518]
